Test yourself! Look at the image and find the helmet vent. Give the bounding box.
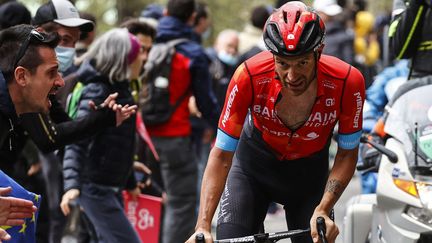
[267,23,284,47]
[283,10,288,23]
[295,11,301,24]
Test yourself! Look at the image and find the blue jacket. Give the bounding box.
[63,62,136,191]
[363,59,409,132]
[155,16,220,129]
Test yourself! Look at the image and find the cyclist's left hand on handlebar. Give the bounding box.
[185,230,213,243]
[310,211,338,243]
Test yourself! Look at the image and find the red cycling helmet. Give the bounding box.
[263,1,325,56]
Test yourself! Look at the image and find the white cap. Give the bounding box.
[33,0,94,32]
[313,0,343,17]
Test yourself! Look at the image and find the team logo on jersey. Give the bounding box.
[304,110,337,127]
[325,98,335,107]
[253,105,280,123]
[257,94,269,100]
[261,125,299,137]
[353,92,363,128]
[257,77,271,85]
[222,84,239,127]
[323,80,336,89]
[304,132,319,140]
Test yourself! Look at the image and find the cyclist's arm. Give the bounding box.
[312,65,365,242]
[314,147,358,214]
[323,65,365,207]
[196,147,234,232]
[189,63,252,242]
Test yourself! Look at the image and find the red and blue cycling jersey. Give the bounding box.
[215,51,365,160]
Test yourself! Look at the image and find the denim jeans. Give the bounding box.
[79,182,140,243]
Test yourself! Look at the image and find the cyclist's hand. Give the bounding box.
[185,230,213,243]
[310,211,338,243]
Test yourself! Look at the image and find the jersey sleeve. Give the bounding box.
[338,66,365,149]
[215,63,253,151]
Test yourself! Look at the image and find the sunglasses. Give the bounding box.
[13,29,45,69]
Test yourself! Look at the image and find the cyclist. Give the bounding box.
[186,2,365,243]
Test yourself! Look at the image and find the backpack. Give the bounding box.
[66,81,84,119]
[139,38,189,126]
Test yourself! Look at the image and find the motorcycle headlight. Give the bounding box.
[393,179,432,209]
[416,182,432,210]
[405,206,432,227]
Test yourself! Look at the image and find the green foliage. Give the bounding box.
[18,0,393,43]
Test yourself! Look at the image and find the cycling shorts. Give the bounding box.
[216,125,330,243]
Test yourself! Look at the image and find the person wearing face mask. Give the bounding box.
[15,1,138,242]
[60,28,143,243]
[206,29,240,106]
[32,0,92,76]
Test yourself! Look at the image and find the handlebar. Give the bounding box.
[195,217,329,243]
[316,216,327,243]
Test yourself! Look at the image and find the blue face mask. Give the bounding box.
[201,28,211,41]
[55,46,75,73]
[218,50,238,66]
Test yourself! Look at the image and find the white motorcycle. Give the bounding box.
[343,80,432,243]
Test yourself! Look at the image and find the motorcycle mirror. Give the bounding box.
[360,136,399,163]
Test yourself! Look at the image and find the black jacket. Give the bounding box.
[391,0,432,77]
[63,62,136,191]
[0,72,31,175]
[0,67,115,176]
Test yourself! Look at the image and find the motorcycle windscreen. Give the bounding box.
[384,83,432,167]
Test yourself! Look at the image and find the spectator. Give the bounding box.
[0,1,31,30]
[236,6,271,65]
[120,18,164,198]
[57,12,98,108]
[20,1,137,242]
[206,29,240,106]
[139,3,164,29]
[314,0,355,64]
[60,28,142,243]
[353,4,381,88]
[0,24,60,242]
[146,0,220,242]
[75,12,97,58]
[120,18,156,79]
[192,2,211,44]
[238,5,272,55]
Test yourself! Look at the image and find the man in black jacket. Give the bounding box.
[0,25,60,242]
[0,24,136,242]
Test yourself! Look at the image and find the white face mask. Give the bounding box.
[55,46,76,73]
[217,50,238,66]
